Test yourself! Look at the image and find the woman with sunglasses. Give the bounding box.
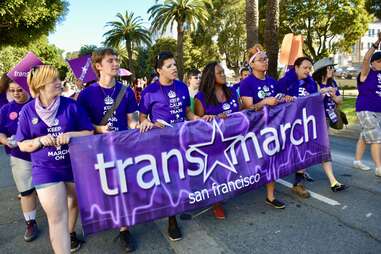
[139,51,200,241]
[16,65,94,253]
[240,45,289,210]
[0,76,39,242]
[356,32,381,177]
[193,61,240,219]
[312,58,343,129]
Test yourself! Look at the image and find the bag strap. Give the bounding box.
[100,85,127,126]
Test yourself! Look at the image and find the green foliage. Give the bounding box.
[147,37,177,70]
[281,0,372,60]
[78,45,98,57]
[366,0,381,19]
[0,0,68,47]
[0,36,66,77]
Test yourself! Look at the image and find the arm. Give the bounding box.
[194,99,214,121]
[138,112,154,132]
[93,124,110,134]
[127,112,139,129]
[0,133,10,147]
[241,96,278,111]
[360,32,381,82]
[56,130,94,146]
[186,106,200,121]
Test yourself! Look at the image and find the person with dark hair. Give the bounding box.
[194,61,240,219]
[232,66,250,95]
[186,68,201,112]
[0,78,39,242]
[240,45,290,210]
[139,51,201,241]
[278,56,347,198]
[77,47,139,252]
[312,57,343,129]
[356,32,381,177]
[0,73,10,108]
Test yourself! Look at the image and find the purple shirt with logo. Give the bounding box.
[240,74,279,103]
[77,82,138,131]
[319,80,341,117]
[0,100,31,161]
[356,69,381,112]
[16,96,94,185]
[139,80,191,124]
[195,88,240,115]
[278,68,318,97]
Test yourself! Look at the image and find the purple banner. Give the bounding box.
[67,55,97,83]
[7,52,43,94]
[69,94,330,235]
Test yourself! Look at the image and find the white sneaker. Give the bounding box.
[353,161,371,171]
[375,167,381,177]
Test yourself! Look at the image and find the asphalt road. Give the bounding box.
[0,134,380,254]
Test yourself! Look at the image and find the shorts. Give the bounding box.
[10,156,34,196]
[357,111,381,144]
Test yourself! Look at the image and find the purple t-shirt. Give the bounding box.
[0,93,8,109]
[77,82,138,131]
[319,80,341,117]
[139,80,191,124]
[240,74,279,103]
[278,68,318,97]
[16,96,94,185]
[0,100,31,161]
[356,70,381,112]
[195,88,239,115]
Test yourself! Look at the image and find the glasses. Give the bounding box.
[9,89,23,93]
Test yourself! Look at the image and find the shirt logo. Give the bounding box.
[32,117,38,125]
[168,90,176,99]
[222,103,231,110]
[9,112,18,120]
[104,95,114,105]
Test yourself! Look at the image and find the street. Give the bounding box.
[0,132,380,254]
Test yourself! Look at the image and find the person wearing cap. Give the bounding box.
[356,32,381,177]
[240,44,291,209]
[77,47,139,252]
[312,57,343,129]
[0,76,39,242]
[278,56,347,198]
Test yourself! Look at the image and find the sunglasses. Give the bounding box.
[327,65,335,70]
[9,89,23,93]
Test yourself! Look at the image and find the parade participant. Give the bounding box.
[312,58,344,129]
[0,73,10,108]
[232,66,250,95]
[139,51,200,241]
[0,77,38,242]
[186,68,201,112]
[353,137,371,171]
[77,48,139,252]
[194,61,240,219]
[240,45,290,209]
[278,57,347,198]
[16,65,94,253]
[356,32,381,177]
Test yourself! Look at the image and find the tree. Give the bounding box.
[366,0,381,19]
[78,45,98,57]
[0,36,66,77]
[147,37,178,71]
[0,0,68,47]
[245,0,259,49]
[103,11,151,79]
[148,0,211,80]
[264,0,280,78]
[282,0,371,61]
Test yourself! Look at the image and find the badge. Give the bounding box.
[104,95,114,105]
[32,117,38,125]
[222,103,231,110]
[9,112,18,120]
[258,90,266,99]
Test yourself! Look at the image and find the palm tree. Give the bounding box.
[148,0,211,80]
[103,11,151,79]
[264,0,280,78]
[245,0,259,49]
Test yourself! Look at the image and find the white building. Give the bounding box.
[333,19,381,66]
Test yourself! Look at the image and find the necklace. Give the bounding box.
[99,84,117,106]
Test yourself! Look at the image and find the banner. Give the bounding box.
[67,55,97,83]
[69,94,330,235]
[7,52,43,94]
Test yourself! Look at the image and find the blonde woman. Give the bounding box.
[16,65,94,254]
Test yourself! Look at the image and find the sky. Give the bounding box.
[48,0,160,54]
